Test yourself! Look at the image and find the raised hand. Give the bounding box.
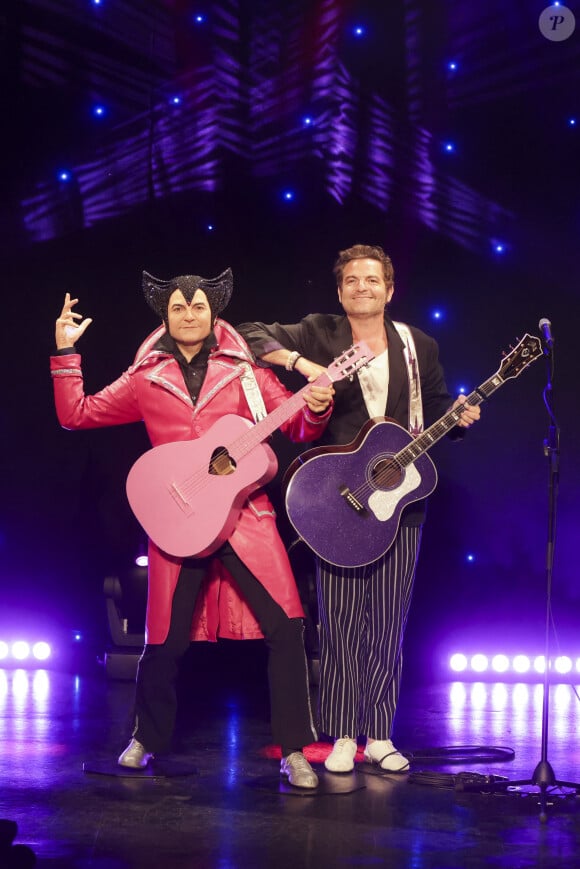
[55,292,93,349]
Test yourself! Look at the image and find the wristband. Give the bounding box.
[285,350,302,371]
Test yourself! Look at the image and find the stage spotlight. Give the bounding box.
[554,656,572,674]
[32,642,51,662]
[11,642,30,661]
[533,655,546,673]
[449,653,468,672]
[513,654,531,673]
[0,641,8,660]
[470,654,488,672]
[491,654,509,673]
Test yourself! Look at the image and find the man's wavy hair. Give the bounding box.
[333,244,394,288]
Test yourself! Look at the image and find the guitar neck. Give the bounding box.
[396,370,507,467]
[230,371,332,461]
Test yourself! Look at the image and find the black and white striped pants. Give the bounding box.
[316,525,422,741]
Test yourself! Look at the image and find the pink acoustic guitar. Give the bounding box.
[126,342,373,558]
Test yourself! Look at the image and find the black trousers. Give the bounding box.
[133,542,317,753]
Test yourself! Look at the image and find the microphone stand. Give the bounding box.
[481,334,580,820]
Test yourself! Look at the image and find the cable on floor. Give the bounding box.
[404,744,515,764]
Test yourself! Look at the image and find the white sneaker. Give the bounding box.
[324,737,357,773]
[364,739,409,772]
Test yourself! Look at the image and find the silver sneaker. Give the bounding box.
[324,736,357,773]
[118,738,154,769]
[280,751,319,789]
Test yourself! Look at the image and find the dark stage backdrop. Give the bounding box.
[2,0,579,667]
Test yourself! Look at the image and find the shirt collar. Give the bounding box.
[155,330,217,364]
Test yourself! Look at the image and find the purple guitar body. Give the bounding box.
[284,419,437,568]
[284,333,543,568]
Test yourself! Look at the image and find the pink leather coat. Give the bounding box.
[51,320,331,644]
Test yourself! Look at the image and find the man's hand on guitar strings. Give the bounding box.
[451,395,481,428]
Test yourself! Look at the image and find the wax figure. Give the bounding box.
[51,268,335,788]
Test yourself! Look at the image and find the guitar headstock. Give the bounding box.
[327,341,376,383]
[498,333,543,380]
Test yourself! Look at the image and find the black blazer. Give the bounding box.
[237,312,456,525]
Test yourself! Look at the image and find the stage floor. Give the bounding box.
[2,642,580,868]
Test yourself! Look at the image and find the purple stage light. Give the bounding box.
[12,642,30,661]
[450,653,468,672]
[32,642,51,662]
[534,655,546,673]
[491,654,509,673]
[135,555,148,568]
[470,654,489,673]
[513,654,531,673]
[555,656,572,674]
[0,641,8,660]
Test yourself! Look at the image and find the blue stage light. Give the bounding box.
[569,117,576,126]
[207,224,215,231]
[171,96,182,106]
[282,190,295,201]
[302,115,314,127]
[447,61,458,71]
[58,170,71,182]
[353,25,366,37]
[92,105,106,118]
[443,141,455,153]
[431,308,444,321]
[194,13,206,24]
[466,553,475,563]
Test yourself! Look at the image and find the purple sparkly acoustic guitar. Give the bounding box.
[284,334,543,568]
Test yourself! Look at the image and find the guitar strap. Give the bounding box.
[238,362,268,422]
[392,322,424,436]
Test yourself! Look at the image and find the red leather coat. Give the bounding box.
[51,319,331,644]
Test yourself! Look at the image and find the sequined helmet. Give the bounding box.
[142,268,233,321]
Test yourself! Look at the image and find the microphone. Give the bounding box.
[538,318,554,349]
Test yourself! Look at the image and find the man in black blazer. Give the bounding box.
[238,243,480,774]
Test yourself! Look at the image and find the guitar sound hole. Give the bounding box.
[371,458,402,490]
[209,447,237,476]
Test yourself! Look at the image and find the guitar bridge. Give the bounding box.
[339,485,368,516]
[169,482,194,516]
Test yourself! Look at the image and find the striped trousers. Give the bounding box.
[316,525,422,741]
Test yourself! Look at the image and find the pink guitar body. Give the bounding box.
[126,415,278,558]
[125,340,376,558]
